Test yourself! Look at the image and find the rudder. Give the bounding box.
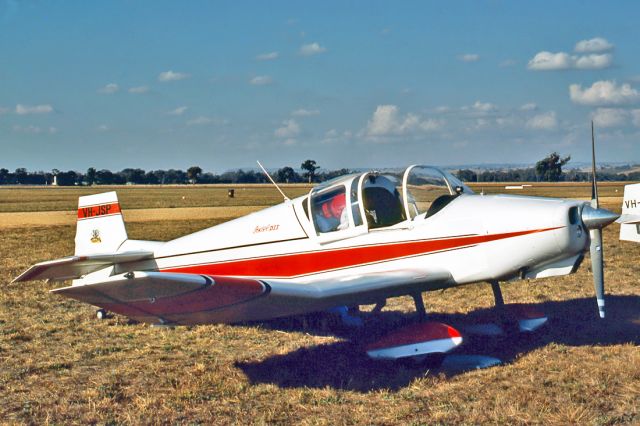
[75,191,128,255]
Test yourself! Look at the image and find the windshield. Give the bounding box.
[402,165,473,219]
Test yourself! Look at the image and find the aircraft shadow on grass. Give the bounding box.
[236,295,640,392]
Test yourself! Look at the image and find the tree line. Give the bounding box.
[0,160,351,186]
[456,152,640,182]
[1,154,638,186]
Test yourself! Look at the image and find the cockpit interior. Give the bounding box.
[303,165,472,238]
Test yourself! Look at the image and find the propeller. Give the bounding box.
[580,122,619,318]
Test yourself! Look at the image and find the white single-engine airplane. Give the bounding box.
[14,149,620,362]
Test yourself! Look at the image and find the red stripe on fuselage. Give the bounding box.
[161,227,561,278]
[77,202,121,219]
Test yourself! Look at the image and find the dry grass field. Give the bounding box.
[0,184,314,213]
[1,183,639,424]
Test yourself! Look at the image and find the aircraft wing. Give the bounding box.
[47,268,453,325]
[266,269,453,307]
[12,251,155,283]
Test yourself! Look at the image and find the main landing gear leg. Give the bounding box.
[490,280,516,333]
[490,280,505,309]
[412,293,427,321]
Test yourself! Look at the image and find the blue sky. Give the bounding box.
[1,1,640,172]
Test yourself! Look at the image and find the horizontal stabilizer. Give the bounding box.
[13,251,154,283]
[616,214,640,224]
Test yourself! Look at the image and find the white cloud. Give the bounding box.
[526,111,558,130]
[496,116,518,127]
[473,118,491,129]
[250,75,273,86]
[168,106,188,116]
[569,80,640,106]
[0,107,9,114]
[471,101,497,112]
[528,51,572,70]
[256,51,279,61]
[13,125,58,134]
[587,108,640,128]
[325,129,338,138]
[520,103,538,111]
[419,118,443,131]
[459,101,498,116]
[187,116,211,126]
[366,105,401,136]
[15,104,53,115]
[97,124,109,132]
[128,86,149,94]
[500,59,516,67]
[458,53,480,62]
[275,119,300,138]
[364,105,442,137]
[291,108,319,116]
[322,128,353,144]
[14,125,41,134]
[591,108,628,127]
[158,70,190,82]
[300,42,327,56]
[575,37,613,53]
[98,83,119,94]
[574,54,613,69]
[527,51,612,70]
[186,116,228,126]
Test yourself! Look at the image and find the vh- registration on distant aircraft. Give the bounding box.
[15,151,620,363]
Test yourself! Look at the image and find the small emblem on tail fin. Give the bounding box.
[90,229,102,243]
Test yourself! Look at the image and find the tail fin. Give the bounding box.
[618,183,640,243]
[75,191,128,255]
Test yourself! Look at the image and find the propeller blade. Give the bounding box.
[589,228,605,318]
[588,122,609,319]
[590,120,598,208]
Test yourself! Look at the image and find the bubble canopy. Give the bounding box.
[402,165,473,219]
[306,166,472,237]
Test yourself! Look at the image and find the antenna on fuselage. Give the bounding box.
[256,160,290,202]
